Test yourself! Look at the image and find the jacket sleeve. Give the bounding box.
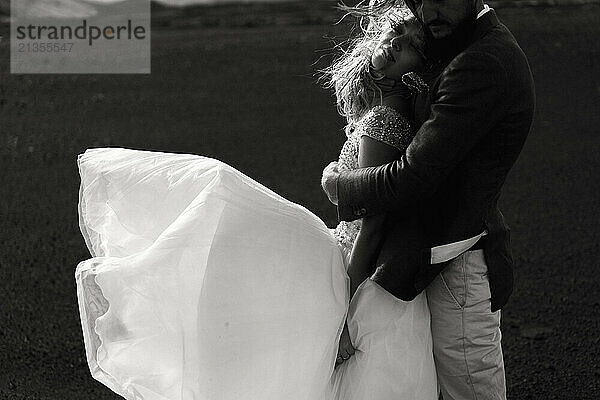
[337,51,508,222]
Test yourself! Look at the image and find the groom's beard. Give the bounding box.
[423,17,477,64]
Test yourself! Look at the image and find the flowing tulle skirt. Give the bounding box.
[75,147,437,400]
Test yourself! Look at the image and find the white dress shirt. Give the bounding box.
[477,4,491,20]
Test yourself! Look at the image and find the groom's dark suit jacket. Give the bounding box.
[337,10,535,312]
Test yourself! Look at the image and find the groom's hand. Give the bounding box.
[335,322,355,367]
[321,161,340,205]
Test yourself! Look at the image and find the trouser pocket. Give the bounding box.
[439,253,467,308]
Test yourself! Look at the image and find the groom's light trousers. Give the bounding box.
[426,249,506,400]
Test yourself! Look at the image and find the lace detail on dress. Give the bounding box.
[332,126,362,257]
[332,105,414,257]
[336,128,359,173]
[358,105,413,151]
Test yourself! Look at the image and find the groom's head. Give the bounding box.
[402,0,483,39]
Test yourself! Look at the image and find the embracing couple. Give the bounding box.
[75,0,534,399]
[322,0,535,398]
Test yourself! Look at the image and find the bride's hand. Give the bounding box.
[335,322,355,367]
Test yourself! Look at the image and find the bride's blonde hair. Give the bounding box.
[321,1,417,126]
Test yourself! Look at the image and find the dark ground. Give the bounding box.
[1,2,599,399]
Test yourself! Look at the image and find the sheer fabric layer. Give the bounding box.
[76,148,349,400]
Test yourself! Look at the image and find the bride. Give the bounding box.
[75,5,438,400]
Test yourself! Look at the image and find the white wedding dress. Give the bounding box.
[76,107,437,400]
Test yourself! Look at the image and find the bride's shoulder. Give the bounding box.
[361,105,410,128]
[357,105,413,151]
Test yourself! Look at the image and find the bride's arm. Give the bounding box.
[345,136,401,299]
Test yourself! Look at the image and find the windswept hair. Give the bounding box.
[320,1,416,126]
[321,33,381,125]
[338,0,405,19]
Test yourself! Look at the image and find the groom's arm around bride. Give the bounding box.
[325,5,535,313]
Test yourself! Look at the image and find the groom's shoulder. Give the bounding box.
[466,22,530,74]
[443,23,531,89]
[480,22,525,53]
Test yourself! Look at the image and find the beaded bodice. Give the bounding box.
[332,105,415,256]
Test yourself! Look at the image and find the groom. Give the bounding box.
[323,0,535,398]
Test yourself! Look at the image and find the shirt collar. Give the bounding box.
[476,4,491,20]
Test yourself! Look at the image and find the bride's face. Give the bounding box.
[370,24,425,80]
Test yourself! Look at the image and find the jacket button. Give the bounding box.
[359,207,367,216]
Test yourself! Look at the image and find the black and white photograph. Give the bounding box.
[1,0,598,399]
